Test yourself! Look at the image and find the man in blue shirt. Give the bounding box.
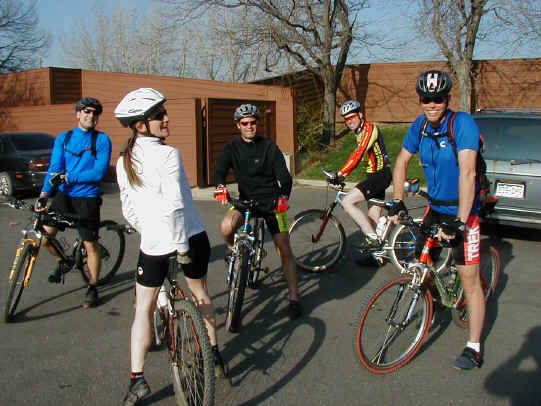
[36,97,112,308]
[391,70,485,370]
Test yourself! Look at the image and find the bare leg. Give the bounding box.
[457,264,486,343]
[131,283,160,372]
[219,210,242,250]
[184,276,218,346]
[83,240,101,285]
[341,188,375,235]
[273,232,299,301]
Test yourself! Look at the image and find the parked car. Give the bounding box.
[473,109,541,229]
[0,132,55,197]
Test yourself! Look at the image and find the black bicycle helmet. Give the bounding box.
[75,97,103,115]
[416,70,452,98]
[234,104,260,121]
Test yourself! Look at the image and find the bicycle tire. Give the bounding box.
[355,276,434,374]
[170,299,215,406]
[4,241,34,322]
[78,220,126,285]
[225,243,250,332]
[249,219,265,289]
[289,209,346,272]
[453,245,501,329]
[389,221,452,274]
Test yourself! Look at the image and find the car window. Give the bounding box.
[9,134,55,151]
[475,117,541,161]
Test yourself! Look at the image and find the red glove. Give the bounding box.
[276,196,289,213]
[214,185,229,205]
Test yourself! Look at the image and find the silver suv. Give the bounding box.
[474,109,541,229]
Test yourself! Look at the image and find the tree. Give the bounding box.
[0,0,49,72]
[161,0,372,146]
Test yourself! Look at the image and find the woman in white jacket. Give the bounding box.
[114,88,225,405]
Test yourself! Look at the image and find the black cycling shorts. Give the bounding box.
[355,166,392,201]
[135,231,211,287]
[49,191,101,242]
[233,199,289,236]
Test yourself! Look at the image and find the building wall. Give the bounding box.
[0,68,296,186]
[257,58,541,123]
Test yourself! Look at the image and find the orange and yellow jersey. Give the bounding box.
[339,121,389,175]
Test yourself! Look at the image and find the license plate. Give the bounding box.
[495,182,525,199]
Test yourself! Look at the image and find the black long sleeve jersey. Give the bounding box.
[214,136,292,205]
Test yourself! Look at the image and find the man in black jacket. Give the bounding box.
[214,104,302,320]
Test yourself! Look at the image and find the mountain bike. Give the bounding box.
[152,258,215,406]
[3,198,130,322]
[288,169,451,272]
[222,197,268,333]
[354,195,501,374]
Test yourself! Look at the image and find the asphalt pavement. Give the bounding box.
[0,183,540,406]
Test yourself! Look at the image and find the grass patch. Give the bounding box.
[297,124,426,184]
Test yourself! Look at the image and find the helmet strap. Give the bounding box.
[143,120,165,141]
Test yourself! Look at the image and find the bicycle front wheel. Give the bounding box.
[79,220,126,285]
[289,209,346,272]
[390,221,452,274]
[225,243,250,332]
[249,219,265,289]
[453,245,501,329]
[170,299,215,406]
[355,276,433,374]
[4,241,34,322]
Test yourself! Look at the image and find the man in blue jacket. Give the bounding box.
[36,97,112,308]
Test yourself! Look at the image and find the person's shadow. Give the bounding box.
[485,325,541,405]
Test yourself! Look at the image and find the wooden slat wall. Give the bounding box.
[50,68,82,105]
[0,68,51,107]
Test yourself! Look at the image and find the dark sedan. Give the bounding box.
[0,132,55,196]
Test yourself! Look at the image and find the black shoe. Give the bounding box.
[48,264,63,284]
[360,236,383,250]
[287,300,303,320]
[453,347,483,370]
[83,285,98,308]
[213,348,228,378]
[123,377,151,406]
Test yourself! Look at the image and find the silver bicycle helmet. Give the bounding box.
[114,88,166,127]
[340,100,361,117]
[234,104,260,121]
[416,70,452,97]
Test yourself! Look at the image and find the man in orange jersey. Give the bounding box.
[330,100,391,249]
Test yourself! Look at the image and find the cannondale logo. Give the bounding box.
[137,266,144,276]
[427,73,439,92]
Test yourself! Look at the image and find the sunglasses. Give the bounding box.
[82,108,100,116]
[149,109,167,121]
[420,96,447,104]
[239,120,257,127]
[344,114,358,123]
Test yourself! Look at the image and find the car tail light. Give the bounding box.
[29,159,50,171]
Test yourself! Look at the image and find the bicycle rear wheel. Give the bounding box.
[225,243,250,332]
[355,276,433,374]
[79,220,126,285]
[390,221,452,273]
[4,241,34,322]
[289,209,346,272]
[170,299,215,406]
[453,245,501,329]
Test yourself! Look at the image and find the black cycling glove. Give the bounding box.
[329,173,345,185]
[388,199,408,217]
[441,217,465,237]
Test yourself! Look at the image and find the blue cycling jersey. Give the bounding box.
[402,110,481,216]
[41,127,112,197]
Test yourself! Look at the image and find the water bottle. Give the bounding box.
[375,217,387,239]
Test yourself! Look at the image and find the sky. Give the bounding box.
[37,0,539,70]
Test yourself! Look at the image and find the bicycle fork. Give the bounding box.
[9,239,39,287]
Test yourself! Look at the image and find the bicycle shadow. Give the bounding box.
[484,325,541,405]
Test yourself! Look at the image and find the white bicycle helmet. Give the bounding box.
[234,104,260,121]
[340,100,361,117]
[114,88,166,127]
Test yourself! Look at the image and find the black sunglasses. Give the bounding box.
[420,96,447,104]
[82,108,100,116]
[149,109,167,121]
[239,120,257,127]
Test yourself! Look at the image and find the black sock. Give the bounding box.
[130,372,144,384]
